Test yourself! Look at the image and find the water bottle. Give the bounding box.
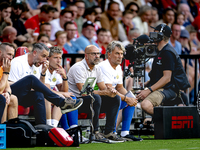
[85,130,90,139]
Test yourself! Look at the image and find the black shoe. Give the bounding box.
[122,134,143,141]
[61,98,83,114]
[104,132,125,143]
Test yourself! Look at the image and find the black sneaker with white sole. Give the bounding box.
[122,134,143,141]
[61,97,83,114]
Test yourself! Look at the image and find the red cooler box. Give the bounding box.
[49,128,73,147]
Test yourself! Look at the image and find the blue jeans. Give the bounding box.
[10,75,66,125]
[0,94,6,122]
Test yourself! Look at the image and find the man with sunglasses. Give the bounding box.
[67,45,124,143]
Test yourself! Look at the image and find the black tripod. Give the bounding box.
[80,84,96,143]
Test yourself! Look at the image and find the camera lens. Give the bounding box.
[146,46,154,54]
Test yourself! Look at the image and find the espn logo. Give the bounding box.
[171,116,193,129]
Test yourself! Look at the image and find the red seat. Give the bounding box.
[15,47,29,57]
[78,113,106,119]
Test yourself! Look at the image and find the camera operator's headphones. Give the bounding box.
[151,24,172,40]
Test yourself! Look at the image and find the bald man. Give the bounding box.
[1,26,17,48]
[67,45,124,143]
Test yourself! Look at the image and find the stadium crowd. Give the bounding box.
[0,0,199,144]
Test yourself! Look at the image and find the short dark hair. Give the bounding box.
[0,2,11,11]
[122,10,134,16]
[97,28,107,35]
[0,42,15,51]
[37,33,49,41]
[75,0,85,4]
[40,22,51,31]
[40,4,56,14]
[107,1,119,10]
[32,43,49,53]
[60,9,73,16]
[125,2,139,12]
[83,7,96,18]
[163,7,174,15]
[64,21,74,31]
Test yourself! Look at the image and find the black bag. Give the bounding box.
[66,126,83,147]
[35,124,56,146]
[3,118,38,147]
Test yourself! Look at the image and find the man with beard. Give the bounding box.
[0,42,18,123]
[11,0,32,46]
[8,43,83,125]
[67,45,124,143]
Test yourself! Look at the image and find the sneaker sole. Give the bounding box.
[61,100,83,114]
[108,140,125,143]
[123,137,143,141]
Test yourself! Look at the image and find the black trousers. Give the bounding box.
[78,94,120,134]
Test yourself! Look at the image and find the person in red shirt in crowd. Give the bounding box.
[96,28,108,55]
[24,4,56,41]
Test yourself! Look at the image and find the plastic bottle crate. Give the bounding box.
[0,124,6,149]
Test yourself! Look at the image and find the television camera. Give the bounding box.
[124,32,163,90]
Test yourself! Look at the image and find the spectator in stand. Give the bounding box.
[93,6,102,28]
[40,22,52,40]
[54,31,67,54]
[50,9,73,41]
[105,30,113,49]
[75,0,85,35]
[0,43,18,123]
[83,7,100,41]
[188,0,199,19]
[148,7,159,33]
[132,5,151,35]
[66,4,79,39]
[169,23,182,55]
[101,1,120,40]
[11,0,33,46]
[75,21,99,51]
[37,33,52,47]
[156,8,175,28]
[119,10,134,42]
[24,4,56,41]
[96,28,108,55]
[186,25,198,47]
[63,21,83,54]
[177,3,194,27]
[0,2,12,36]
[83,0,97,8]
[122,28,140,47]
[191,15,200,41]
[1,26,17,49]
[125,2,139,19]
[175,12,185,30]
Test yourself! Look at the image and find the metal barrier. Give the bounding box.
[62,54,200,105]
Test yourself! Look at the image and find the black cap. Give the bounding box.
[82,21,94,28]
[12,0,23,6]
[151,24,172,37]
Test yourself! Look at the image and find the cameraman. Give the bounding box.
[136,24,190,116]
